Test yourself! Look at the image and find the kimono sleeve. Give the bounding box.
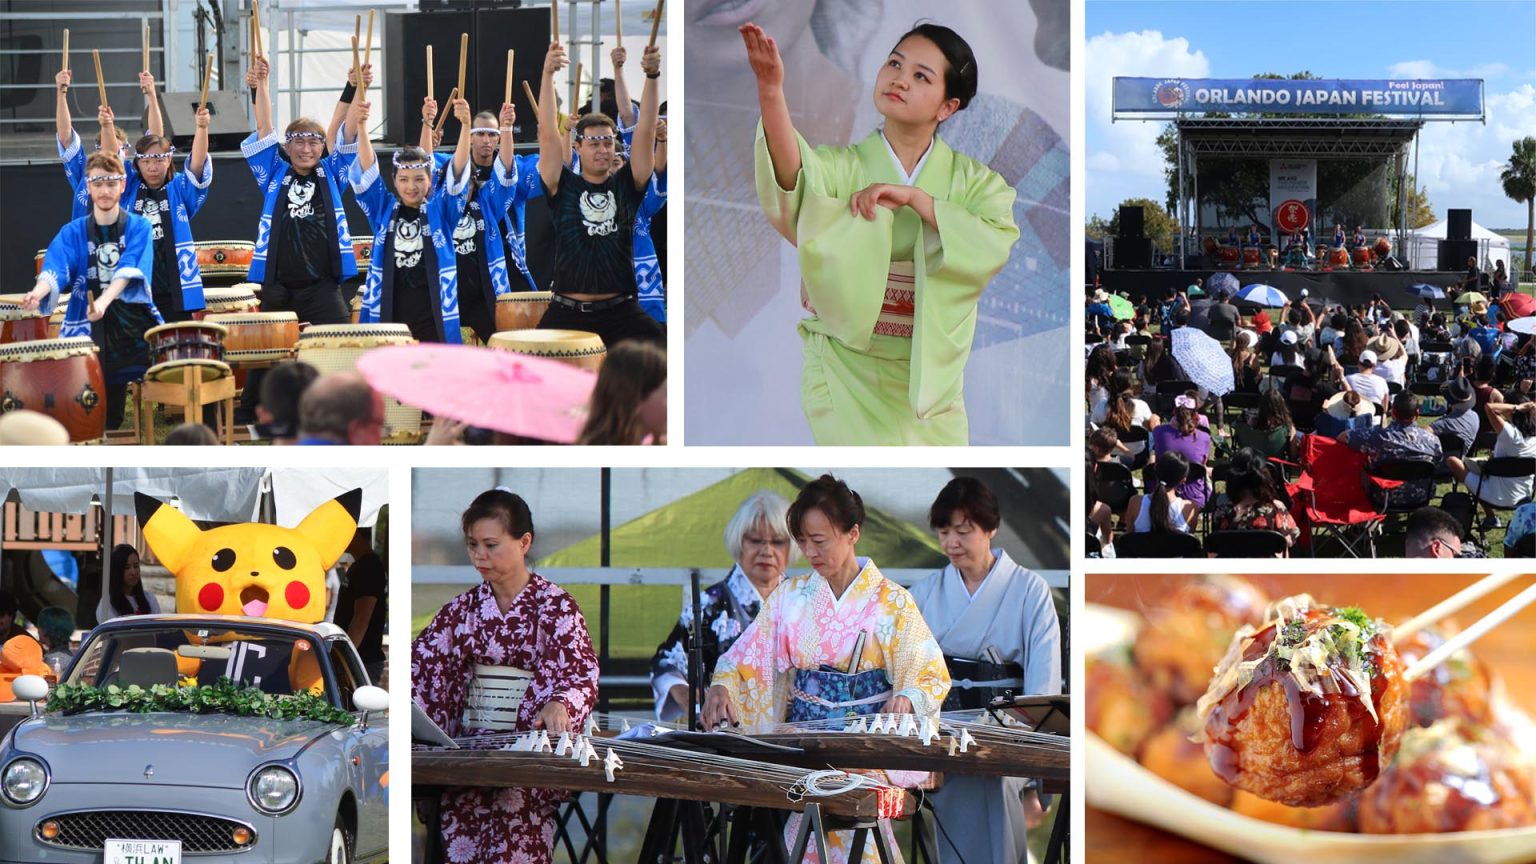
[536,590,600,722]
[347,158,392,235]
[323,123,361,178]
[882,586,950,718]
[922,156,1018,288]
[638,170,667,220]
[113,216,158,300]
[433,159,473,229]
[648,612,691,722]
[176,158,214,218]
[1019,578,1062,697]
[485,157,519,216]
[411,596,472,737]
[710,585,791,728]
[59,130,86,189]
[514,154,544,205]
[241,129,287,191]
[752,124,861,246]
[36,222,83,314]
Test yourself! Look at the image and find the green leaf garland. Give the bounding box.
[45,676,356,726]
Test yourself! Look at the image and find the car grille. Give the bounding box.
[37,810,257,852]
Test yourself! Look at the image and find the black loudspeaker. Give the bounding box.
[1116,237,1152,269]
[1119,205,1145,238]
[1438,239,1479,271]
[159,91,251,152]
[1447,209,1472,240]
[384,8,550,146]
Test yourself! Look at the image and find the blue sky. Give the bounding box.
[1085,0,1536,228]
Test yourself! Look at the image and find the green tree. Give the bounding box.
[1390,175,1436,230]
[1106,197,1179,253]
[1085,214,1112,241]
[1501,136,1536,274]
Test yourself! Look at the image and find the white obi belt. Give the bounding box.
[463,664,533,731]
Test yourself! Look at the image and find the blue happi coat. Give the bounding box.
[61,132,213,313]
[504,153,544,292]
[240,128,360,283]
[36,212,163,338]
[431,152,519,300]
[349,157,472,342]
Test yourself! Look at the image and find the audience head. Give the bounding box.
[1390,391,1419,424]
[577,340,667,445]
[298,371,385,446]
[164,423,219,445]
[257,360,320,443]
[1226,447,1279,506]
[1405,507,1463,558]
[1148,451,1191,534]
[35,606,74,653]
[1172,391,1200,435]
[1088,426,1119,461]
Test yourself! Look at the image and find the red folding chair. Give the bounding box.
[1285,434,1401,558]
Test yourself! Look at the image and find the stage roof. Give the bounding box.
[1173,118,1423,159]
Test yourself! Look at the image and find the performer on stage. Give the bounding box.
[1332,222,1346,249]
[909,477,1062,864]
[535,40,665,347]
[1351,224,1366,248]
[703,475,951,864]
[122,108,213,322]
[346,95,472,343]
[609,122,669,324]
[1246,223,1261,250]
[419,103,521,343]
[242,53,361,327]
[22,150,161,431]
[55,69,159,211]
[745,22,1019,445]
[412,489,600,863]
[649,490,791,722]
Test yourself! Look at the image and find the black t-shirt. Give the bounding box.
[389,205,436,342]
[88,218,156,380]
[334,551,386,666]
[1466,266,1481,290]
[452,163,494,328]
[1208,303,1240,341]
[132,183,181,318]
[276,171,328,284]
[547,164,642,296]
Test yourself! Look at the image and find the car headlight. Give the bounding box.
[2,757,48,807]
[246,764,300,814]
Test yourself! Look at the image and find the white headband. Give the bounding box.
[470,126,503,135]
[392,151,432,171]
[86,174,128,183]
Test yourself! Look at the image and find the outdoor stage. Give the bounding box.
[1102,267,1465,309]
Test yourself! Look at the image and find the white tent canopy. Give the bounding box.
[1403,215,1512,273]
[0,468,386,528]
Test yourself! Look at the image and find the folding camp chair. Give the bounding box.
[1286,433,1391,558]
[1116,530,1204,558]
[1093,462,1136,525]
[1204,529,1290,558]
[1466,457,1536,547]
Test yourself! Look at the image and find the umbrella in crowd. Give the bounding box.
[1108,294,1135,320]
[356,344,595,444]
[1207,271,1240,295]
[1236,283,1287,307]
[1457,291,1488,307]
[1500,293,1536,319]
[1170,326,1235,396]
[1406,283,1446,300]
[1509,316,1536,337]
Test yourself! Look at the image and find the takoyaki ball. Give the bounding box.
[1087,648,1175,757]
[1139,707,1232,806]
[1135,575,1269,705]
[1196,595,1407,807]
[1359,720,1536,834]
[1394,625,1494,728]
[1229,791,1355,833]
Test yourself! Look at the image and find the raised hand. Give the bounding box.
[56,69,72,91]
[350,99,371,129]
[421,96,438,123]
[640,44,660,77]
[499,102,516,129]
[138,71,156,95]
[610,46,626,68]
[431,128,443,148]
[194,106,210,129]
[347,62,374,88]
[452,97,470,124]
[97,104,116,126]
[544,41,568,75]
[655,117,668,142]
[738,23,783,89]
[250,55,270,84]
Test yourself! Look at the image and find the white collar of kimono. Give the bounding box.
[724,565,764,611]
[814,557,876,608]
[879,129,935,186]
[947,548,1008,602]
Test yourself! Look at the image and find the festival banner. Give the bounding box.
[1269,160,1317,240]
[1113,77,1484,117]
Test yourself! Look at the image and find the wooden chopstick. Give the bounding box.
[1402,578,1536,683]
[1393,572,1524,641]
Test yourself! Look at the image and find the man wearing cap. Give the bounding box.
[1431,377,1480,457]
[1367,330,1408,385]
[1087,288,1115,333]
[1339,391,1443,510]
[1337,349,1389,408]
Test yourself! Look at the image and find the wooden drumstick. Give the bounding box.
[351,35,362,98]
[522,79,539,115]
[200,51,213,109]
[61,29,68,73]
[252,0,263,57]
[364,9,376,68]
[426,45,434,100]
[615,0,622,42]
[574,61,583,107]
[433,86,458,133]
[551,0,560,43]
[456,32,468,99]
[505,49,514,105]
[92,49,107,108]
[142,22,150,73]
[647,0,663,47]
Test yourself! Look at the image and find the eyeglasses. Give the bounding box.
[742,535,790,550]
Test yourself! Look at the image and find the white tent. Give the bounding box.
[1403,216,1512,273]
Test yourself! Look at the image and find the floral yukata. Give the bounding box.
[412,576,599,863]
[712,557,950,864]
[649,565,766,722]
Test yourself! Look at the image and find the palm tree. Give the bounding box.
[1501,136,1536,277]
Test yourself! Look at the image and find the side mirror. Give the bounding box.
[13,675,49,717]
[352,685,389,730]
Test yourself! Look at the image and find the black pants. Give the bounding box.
[537,297,665,349]
[239,277,350,422]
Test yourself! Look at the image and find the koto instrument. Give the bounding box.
[487,328,605,373]
[198,285,261,315]
[144,321,226,366]
[0,337,106,442]
[0,303,50,344]
[493,291,551,332]
[193,241,256,279]
[295,324,420,442]
[204,312,298,364]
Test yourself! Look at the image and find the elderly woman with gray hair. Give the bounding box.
[648,490,792,722]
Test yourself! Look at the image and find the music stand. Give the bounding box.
[988,694,1070,736]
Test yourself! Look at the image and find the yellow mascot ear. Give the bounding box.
[293,489,363,571]
[135,492,202,575]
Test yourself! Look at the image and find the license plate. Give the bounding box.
[104,838,182,864]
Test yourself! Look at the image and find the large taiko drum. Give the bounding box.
[0,337,107,442]
[1216,245,1241,265]
[46,299,69,340]
[193,241,255,282]
[1241,247,1262,269]
[488,328,606,374]
[495,291,552,333]
[205,312,300,364]
[294,324,421,443]
[33,249,45,276]
[0,302,50,344]
[1327,247,1350,269]
[198,284,261,316]
[1351,247,1373,270]
[144,321,226,366]
[352,240,374,269]
[1374,236,1392,258]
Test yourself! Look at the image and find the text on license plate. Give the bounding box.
[105,838,182,864]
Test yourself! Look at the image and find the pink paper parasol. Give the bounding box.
[356,344,595,443]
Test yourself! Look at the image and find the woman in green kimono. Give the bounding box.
[743,21,1020,445]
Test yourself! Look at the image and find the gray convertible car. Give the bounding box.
[0,614,389,863]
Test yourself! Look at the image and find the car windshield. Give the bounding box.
[68,625,327,698]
